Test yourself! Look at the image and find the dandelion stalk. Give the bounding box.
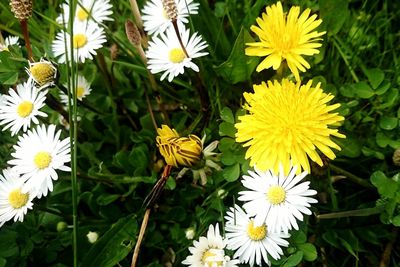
[19,20,33,61]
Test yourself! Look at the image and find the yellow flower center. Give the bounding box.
[247,220,267,241]
[76,7,89,21]
[202,250,223,267]
[8,189,29,209]
[169,48,186,63]
[267,185,286,205]
[34,151,52,169]
[73,34,88,49]
[77,86,85,98]
[17,101,33,118]
[30,62,55,86]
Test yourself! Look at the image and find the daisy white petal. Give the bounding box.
[182,223,240,267]
[146,27,208,82]
[60,75,92,105]
[0,168,36,227]
[142,0,199,36]
[225,205,290,267]
[0,80,48,136]
[57,0,113,25]
[52,21,107,63]
[238,166,318,233]
[8,124,71,198]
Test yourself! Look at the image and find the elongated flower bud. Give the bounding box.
[162,0,178,21]
[125,19,141,47]
[393,149,400,166]
[10,0,33,20]
[156,125,202,167]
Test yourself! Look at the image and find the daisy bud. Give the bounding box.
[86,231,99,243]
[393,149,400,166]
[185,227,195,240]
[125,19,141,47]
[56,221,68,232]
[110,43,119,61]
[26,58,58,89]
[9,0,33,20]
[156,125,202,167]
[162,0,178,21]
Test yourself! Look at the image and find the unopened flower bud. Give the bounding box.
[110,43,119,61]
[27,58,57,89]
[56,221,68,232]
[10,0,33,20]
[185,227,195,240]
[125,19,141,47]
[86,231,99,243]
[162,0,178,21]
[393,149,400,166]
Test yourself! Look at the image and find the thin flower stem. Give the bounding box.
[316,205,385,219]
[66,1,78,266]
[332,36,360,83]
[131,208,151,267]
[329,164,373,188]
[172,21,189,58]
[19,19,33,62]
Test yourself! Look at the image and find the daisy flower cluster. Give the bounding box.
[141,0,209,81]
[0,79,71,226]
[52,0,112,64]
[183,1,346,266]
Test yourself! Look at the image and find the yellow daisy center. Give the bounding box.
[30,62,55,86]
[8,189,29,209]
[169,48,186,63]
[202,250,223,267]
[76,7,89,21]
[267,185,286,205]
[17,101,33,118]
[34,151,52,169]
[73,34,88,49]
[235,79,345,175]
[77,86,85,98]
[247,220,267,241]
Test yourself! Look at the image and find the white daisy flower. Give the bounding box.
[146,27,208,82]
[56,0,113,25]
[182,223,240,267]
[0,80,48,136]
[0,168,36,227]
[238,167,318,233]
[8,124,71,198]
[142,0,199,36]
[52,21,107,63]
[225,205,290,267]
[0,36,19,51]
[26,58,58,89]
[60,75,92,105]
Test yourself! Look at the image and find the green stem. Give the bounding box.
[317,205,385,219]
[329,164,374,188]
[66,1,78,266]
[332,36,360,83]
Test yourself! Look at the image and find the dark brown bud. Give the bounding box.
[162,0,178,21]
[125,19,141,47]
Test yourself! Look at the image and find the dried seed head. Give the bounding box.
[10,0,33,20]
[125,19,141,47]
[110,43,118,61]
[162,0,178,21]
[393,149,400,166]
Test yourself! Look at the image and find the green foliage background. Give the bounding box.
[0,0,399,266]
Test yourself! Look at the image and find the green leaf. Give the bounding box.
[283,251,303,267]
[392,215,400,226]
[0,258,6,267]
[375,81,391,95]
[370,171,398,198]
[335,137,362,158]
[96,194,120,206]
[352,81,374,99]
[223,163,240,182]
[365,68,384,89]
[0,72,18,85]
[319,0,349,34]
[166,176,176,190]
[361,147,385,160]
[291,230,307,244]
[220,107,234,124]
[298,243,318,261]
[380,88,398,109]
[379,117,398,130]
[219,121,236,138]
[214,27,259,84]
[0,229,18,257]
[81,215,137,267]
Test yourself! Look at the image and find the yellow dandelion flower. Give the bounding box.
[156,125,202,167]
[246,1,325,81]
[235,79,345,175]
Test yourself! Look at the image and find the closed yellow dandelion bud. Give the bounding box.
[10,0,33,20]
[161,0,178,21]
[156,125,202,167]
